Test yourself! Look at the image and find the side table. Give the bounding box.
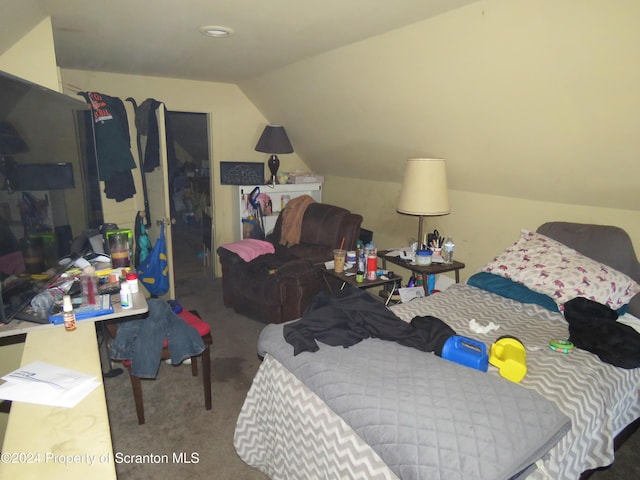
[321,266,402,306]
[377,250,465,295]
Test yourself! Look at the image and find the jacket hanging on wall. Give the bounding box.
[134,98,177,177]
[78,92,137,201]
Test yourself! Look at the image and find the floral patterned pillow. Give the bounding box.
[481,230,640,311]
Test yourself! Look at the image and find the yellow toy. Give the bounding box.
[489,336,527,383]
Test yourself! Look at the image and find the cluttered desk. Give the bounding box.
[0,252,148,480]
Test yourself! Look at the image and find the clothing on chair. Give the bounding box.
[110,298,205,378]
[279,194,316,246]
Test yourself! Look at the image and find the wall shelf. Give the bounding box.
[236,183,323,239]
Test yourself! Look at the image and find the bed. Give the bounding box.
[234,222,640,479]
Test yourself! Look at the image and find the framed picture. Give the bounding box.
[220,162,264,185]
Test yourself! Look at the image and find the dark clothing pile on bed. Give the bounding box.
[283,287,455,356]
[564,296,640,369]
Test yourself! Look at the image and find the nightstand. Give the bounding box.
[321,266,402,306]
[377,250,465,295]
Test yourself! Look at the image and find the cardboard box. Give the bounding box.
[289,173,324,184]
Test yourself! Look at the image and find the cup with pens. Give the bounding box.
[427,230,443,261]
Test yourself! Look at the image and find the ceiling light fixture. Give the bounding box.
[199,25,234,38]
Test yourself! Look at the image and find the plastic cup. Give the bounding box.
[333,249,347,273]
[416,249,432,266]
[81,273,98,305]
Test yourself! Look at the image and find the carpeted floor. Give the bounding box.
[102,222,639,479]
[104,273,268,480]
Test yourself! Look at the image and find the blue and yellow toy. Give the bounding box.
[441,336,489,372]
[489,336,527,383]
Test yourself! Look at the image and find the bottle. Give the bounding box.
[62,295,76,332]
[120,282,132,310]
[357,241,366,273]
[443,236,455,264]
[126,272,139,293]
[366,254,377,281]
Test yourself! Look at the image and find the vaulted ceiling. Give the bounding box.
[0,0,480,83]
[1,0,638,212]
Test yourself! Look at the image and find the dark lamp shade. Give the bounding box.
[255,125,294,154]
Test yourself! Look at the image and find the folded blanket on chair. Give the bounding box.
[279,194,316,246]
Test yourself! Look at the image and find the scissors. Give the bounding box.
[430,230,442,248]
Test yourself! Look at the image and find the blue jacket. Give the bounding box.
[110,299,205,378]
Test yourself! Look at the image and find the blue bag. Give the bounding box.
[137,223,169,296]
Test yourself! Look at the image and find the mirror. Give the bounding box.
[0,70,102,322]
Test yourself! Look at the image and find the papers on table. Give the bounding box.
[397,286,425,303]
[384,248,444,264]
[0,361,100,408]
[384,248,414,261]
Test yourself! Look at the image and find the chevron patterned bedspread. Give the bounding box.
[392,284,640,478]
[253,288,574,479]
[235,284,640,479]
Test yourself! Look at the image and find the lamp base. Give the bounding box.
[417,215,425,250]
[266,154,279,186]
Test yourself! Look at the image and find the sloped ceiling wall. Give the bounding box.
[239,0,639,212]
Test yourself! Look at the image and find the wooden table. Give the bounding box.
[377,250,465,295]
[0,291,148,480]
[321,266,402,305]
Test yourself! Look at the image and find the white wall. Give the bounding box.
[0,17,59,91]
[239,0,640,278]
[59,69,312,274]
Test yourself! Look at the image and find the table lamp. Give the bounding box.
[255,125,294,185]
[397,158,450,248]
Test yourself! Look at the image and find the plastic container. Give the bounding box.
[489,337,527,383]
[126,272,139,293]
[366,255,377,280]
[120,282,132,309]
[415,249,432,265]
[81,273,98,305]
[441,336,488,372]
[333,249,347,273]
[107,230,132,268]
[62,295,76,332]
[443,236,455,264]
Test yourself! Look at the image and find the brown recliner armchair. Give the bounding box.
[217,202,363,324]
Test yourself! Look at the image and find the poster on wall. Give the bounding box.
[220,162,264,185]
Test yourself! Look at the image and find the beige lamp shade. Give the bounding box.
[397,158,450,215]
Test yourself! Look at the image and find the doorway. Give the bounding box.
[166,111,213,281]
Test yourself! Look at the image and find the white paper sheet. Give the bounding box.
[0,361,100,408]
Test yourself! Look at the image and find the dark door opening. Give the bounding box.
[167,111,212,280]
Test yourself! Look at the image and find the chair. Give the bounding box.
[217,202,363,324]
[108,309,213,425]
